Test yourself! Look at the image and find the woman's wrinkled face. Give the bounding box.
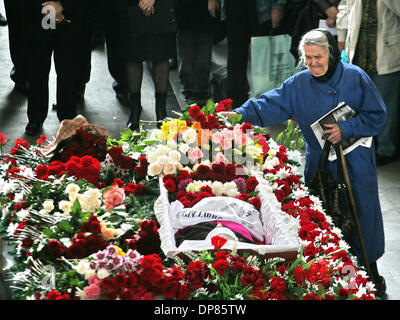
[304,45,330,77]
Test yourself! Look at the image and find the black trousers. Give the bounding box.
[27,23,79,123]
[77,0,128,94]
[4,0,29,83]
[225,0,272,107]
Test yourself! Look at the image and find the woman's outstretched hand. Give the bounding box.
[217,111,238,119]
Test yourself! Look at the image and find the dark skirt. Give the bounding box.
[118,0,178,63]
[120,32,177,63]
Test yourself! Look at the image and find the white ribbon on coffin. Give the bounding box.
[154,174,301,258]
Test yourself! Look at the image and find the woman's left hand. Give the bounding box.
[139,0,155,15]
[42,1,64,23]
[323,123,342,144]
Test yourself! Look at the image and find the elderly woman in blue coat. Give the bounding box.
[219,29,387,298]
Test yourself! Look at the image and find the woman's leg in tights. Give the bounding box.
[126,61,143,94]
[153,60,169,123]
[153,60,169,93]
[125,61,143,130]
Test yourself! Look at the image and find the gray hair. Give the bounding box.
[297,29,333,68]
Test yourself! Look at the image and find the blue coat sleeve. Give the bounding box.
[233,81,293,127]
[338,70,387,140]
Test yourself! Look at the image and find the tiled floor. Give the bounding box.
[0,3,399,300]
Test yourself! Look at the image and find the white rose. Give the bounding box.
[59,200,72,214]
[43,200,54,213]
[147,162,163,176]
[169,150,181,163]
[178,143,190,154]
[85,188,102,201]
[66,183,80,195]
[158,155,170,165]
[163,163,177,175]
[182,128,197,144]
[83,198,101,213]
[156,144,170,156]
[147,151,159,163]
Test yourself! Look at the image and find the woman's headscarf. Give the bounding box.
[313,28,341,82]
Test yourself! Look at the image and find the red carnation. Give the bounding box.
[240,265,264,288]
[185,261,209,290]
[48,239,65,258]
[207,114,218,129]
[188,105,202,121]
[249,196,261,210]
[212,259,230,276]
[112,178,125,188]
[217,98,233,111]
[36,134,47,146]
[246,176,259,191]
[88,220,101,234]
[241,123,252,133]
[164,179,176,193]
[35,164,49,180]
[211,235,227,250]
[161,277,180,299]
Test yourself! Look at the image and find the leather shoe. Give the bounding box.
[25,121,43,136]
[376,154,396,167]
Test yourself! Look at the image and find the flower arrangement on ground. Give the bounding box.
[0,102,376,300]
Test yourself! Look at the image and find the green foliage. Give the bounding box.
[276,119,305,151]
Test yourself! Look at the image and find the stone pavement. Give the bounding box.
[0,2,399,300]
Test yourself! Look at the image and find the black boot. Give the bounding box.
[369,262,387,299]
[126,92,142,131]
[155,91,167,128]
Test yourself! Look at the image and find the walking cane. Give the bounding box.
[337,143,372,278]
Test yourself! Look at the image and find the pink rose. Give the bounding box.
[187,146,203,163]
[84,284,101,300]
[103,186,126,210]
[213,152,227,164]
[211,131,223,144]
[233,127,248,146]
[220,137,233,150]
[88,275,102,286]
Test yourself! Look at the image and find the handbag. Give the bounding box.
[307,141,355,238]
[126,0,177,37]
[250,34,300,96]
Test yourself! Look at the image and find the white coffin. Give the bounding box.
[154,174,300,261]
